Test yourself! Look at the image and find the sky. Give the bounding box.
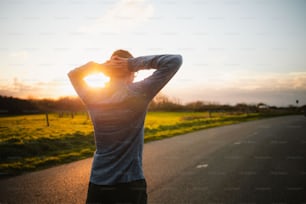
[0,0,305,107]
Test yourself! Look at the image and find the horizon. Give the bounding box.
[0,93,304,108]
[1,0,306,107]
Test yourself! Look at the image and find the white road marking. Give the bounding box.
[233,140,256,145]
[247,132,258,138]
[196,164,208,169]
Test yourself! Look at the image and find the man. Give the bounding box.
[68,50,182,204]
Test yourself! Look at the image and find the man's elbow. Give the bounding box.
[67,70,75,80]
[171,54,183,69]
[175,55,183,67]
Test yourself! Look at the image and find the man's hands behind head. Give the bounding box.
[102,56,131,78]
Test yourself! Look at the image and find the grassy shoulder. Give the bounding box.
[0,111,297,177]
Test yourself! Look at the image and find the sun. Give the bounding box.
[83,70,154,88]
[84,73,110,88]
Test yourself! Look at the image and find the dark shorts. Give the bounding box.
[86,179,147,204]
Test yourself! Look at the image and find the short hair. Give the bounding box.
[111,49,133,58]
[104,49,135,79]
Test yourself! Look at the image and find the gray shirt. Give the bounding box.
[68,55,182,185]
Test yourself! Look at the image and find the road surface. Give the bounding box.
[1,115,306,203]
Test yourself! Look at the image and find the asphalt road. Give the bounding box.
[1,115,306,204]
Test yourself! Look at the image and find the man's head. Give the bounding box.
[111,49,133,59]
[105,49,135,83]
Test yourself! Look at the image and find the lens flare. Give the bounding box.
[84,73,110,88]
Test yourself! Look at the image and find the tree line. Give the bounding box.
[0,94,304,115]
[0,95,85,115]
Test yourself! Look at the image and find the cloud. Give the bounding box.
[0,78,74,99]
[190,71,306,91]
[78,0,154,33]
[234,72,306,91]
[169,72,306,106]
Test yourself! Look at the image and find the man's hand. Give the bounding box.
[102,56,131,77]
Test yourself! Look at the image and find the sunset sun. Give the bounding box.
[84,73,110,88]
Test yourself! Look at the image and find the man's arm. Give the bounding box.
[128,55,183,100]
[67,61,104,104]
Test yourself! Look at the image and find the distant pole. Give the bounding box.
[45,113,50,127]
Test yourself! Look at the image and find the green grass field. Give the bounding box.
[0,111,288,177]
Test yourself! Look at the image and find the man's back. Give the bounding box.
[68,53,182,203]
[88,85,149,184]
